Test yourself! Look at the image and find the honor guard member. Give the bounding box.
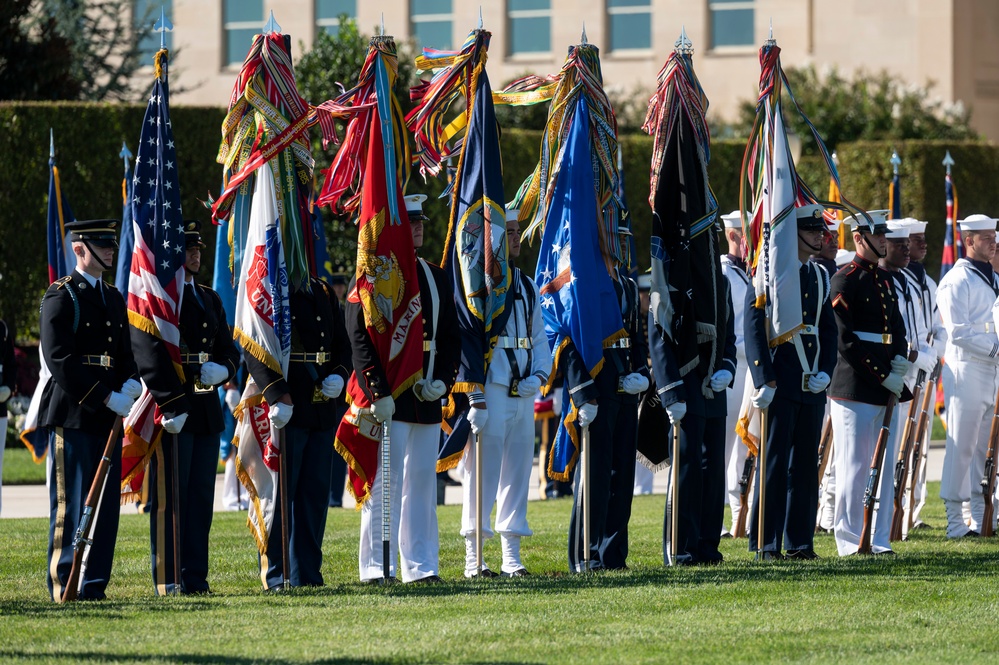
[828,210,912,556]
[744,204,837,559]
[40,219,139,601]
[567,228,650,572]
[244,263,351,589]
[0,317,16,515]
[458,208,552,578]
[327,270,350,508]
[899,218,946,529]
[130,221,239,594]
[353,194,460,584]
[719,211,753,536]
[937,214,999,538]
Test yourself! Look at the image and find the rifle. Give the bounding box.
[979,386,999,537]
[816,414,833,487]
[733,453,755,538]
[756,407,768,558]
[857,393,899,554]
[62,418,122,602]
[907,363,939,532]
[889,373,925,542]
[277,427,290,589]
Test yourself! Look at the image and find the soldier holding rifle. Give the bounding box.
[936,214,999,538]
[829,211,912,556]
[40,219,139,601]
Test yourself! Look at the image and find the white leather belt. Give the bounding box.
[800,325,817,335]
[855,331,893,344]
[495,336,531,350]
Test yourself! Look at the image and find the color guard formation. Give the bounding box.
[28,19,999,603]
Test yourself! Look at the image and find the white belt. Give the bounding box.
[855,331,893,344]
[423,341,436,352]
[800,325,817,336]
[604,339,631,349]
[496,336,531,350]
[970,322,995,334]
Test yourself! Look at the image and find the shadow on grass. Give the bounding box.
[0,652,537,665]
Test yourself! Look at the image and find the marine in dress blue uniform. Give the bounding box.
[244,272,351,589]
[40,219,139,601]
[132,221,240,594]
[744,204,838,559]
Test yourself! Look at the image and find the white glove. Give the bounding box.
[224,387,240,413]
[370,396,395,424]
[0,386,10,403]
[200,361,228,387]
[882,372,904,398]
[709,369,733,393]
[468,404,489,435]
[914,351,937,377]
[268,402,294,429]
[806,371,831,394]
[106,391,135,418]
[120,379,142,400]
[414,379,447,402]
[321,374,344,399]
[516,375,542,397]
[621,373,650,395]
[890,355,912,377]
[751,384,776,410]
[664,401,687,424]
[161,412,188,434]
[577,403,598,428]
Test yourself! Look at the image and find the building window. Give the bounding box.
[224,0,263,66]
[316,0,356,37]
[709,0,754,48]
[508,0,550,56]
[135,0,172,62]
[411,0,452,50]
[607,0,651,52]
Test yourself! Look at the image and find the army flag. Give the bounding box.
[232,377,279,553]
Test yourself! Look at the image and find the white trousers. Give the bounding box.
[831,399,898,555]
[633,460,654,495]
[817,400,836,531]
[359,421,439,582]
[460,384,534,573]
[724,364,751,532]
[221,455,248,511]
[940,360,999,536]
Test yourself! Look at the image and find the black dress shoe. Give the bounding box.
[467,569,499,579]
[873,550,896,556]
[502,568,530,578]
[756,551,785,561]
[963,530,981,538]
[785,549,819,560]
[910,521,932,530]
[408,574,444,585]
[362,577,398,585]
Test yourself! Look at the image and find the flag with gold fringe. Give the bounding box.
[320,36,424,505]
[232,377,279,553]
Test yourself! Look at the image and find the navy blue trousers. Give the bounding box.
[747,396,822,553]
[47,427,122,601]
[148,431,220,594]
[568,395,638,571]
[698,414,728,562]
[261,425,333,589]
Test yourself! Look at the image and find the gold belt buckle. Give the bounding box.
[517,338,531,349]
[882,334,892,344]
[316,352,329,364]
[100,355,111,368]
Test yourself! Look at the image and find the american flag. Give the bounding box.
[126,51,185,375]
[940,170,960,279]
[121,50,185,499]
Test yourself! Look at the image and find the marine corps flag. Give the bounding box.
[322,37,424,504]
[408,29,511,397]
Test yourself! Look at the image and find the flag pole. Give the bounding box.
[277,427,290,589]
[381,421,392,581]
[475,431,484,576]
[670,420,680,564]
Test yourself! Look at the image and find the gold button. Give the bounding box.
[807,343,813,348]
[203,323,208,328]
[107,337,112,342]
[866,359,870,363]
[320,345,325,351]
[86,322,91,327]
[106,321,111,326]
[202,338,207,343]
[320,332,325,337]
[292,315,296,320]
[316,316,321,321]
[754,360,760,366]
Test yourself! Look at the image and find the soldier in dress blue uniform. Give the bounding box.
[566,229,650,572]
[40,219,140,601]
[244,259,351,589]
[937,214,999,537]
[131,221,240,594]
[745,204,838,560]
[353,194,461,584]
[829,210,912,556]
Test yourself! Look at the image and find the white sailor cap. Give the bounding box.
[834,249,855,267]
[825,214,843,233]
[957,214,998,232]
[720,211,743,229]
[885,220,911,239]
[505,207,520,223]
[404,194,428,220]
[844,209,889,234]
[901,217,927,235]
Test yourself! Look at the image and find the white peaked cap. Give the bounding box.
[835,249,855,267]
[901,217,928,234]
[844,209,889,231]
[403,193,427,215]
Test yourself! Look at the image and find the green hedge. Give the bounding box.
[2,102,997,341]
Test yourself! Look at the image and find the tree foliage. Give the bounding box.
[0,0,79,100]
[731,65,982,154]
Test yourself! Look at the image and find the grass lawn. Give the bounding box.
[1,481,997,664]
[2,447,45,485]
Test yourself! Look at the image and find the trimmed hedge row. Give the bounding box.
[1,102,996,340]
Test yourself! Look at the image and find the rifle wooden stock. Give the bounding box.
[979,386,999,537]
[61,418,122,603]
[733,453,755,539]
[816,415,833,487]
[857,394,898,554]
[907,365,938,532]
[889,375,924,542]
